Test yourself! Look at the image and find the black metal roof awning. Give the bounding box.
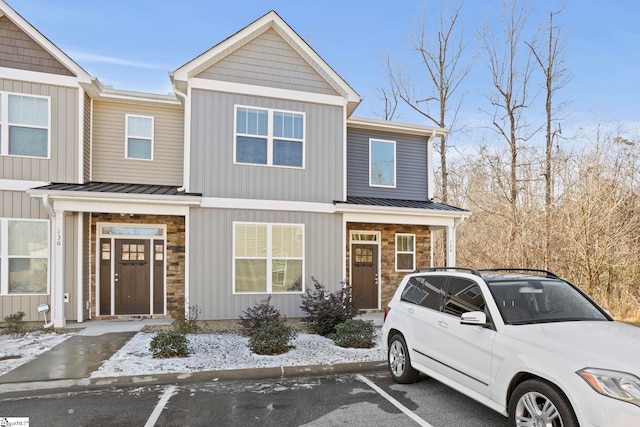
[335,196,468,213]
[31,182,201,197]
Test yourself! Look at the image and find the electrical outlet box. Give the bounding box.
[64,293,69,303]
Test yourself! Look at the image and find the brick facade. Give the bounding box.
[347,222,431,310]
[90,213,186,319]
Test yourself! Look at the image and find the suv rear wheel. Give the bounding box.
[387,333,419,384]
[508,379,578,427]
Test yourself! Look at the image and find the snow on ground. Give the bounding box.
[0,331,72,377]
[91,331,387,378]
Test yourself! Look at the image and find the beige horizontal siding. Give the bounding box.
[91,100,184,186]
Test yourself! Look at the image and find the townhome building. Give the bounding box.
[0,1,469,327]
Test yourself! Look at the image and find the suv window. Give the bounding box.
[400,275,448,311]
[442,277,486,316]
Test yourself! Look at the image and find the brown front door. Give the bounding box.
[115,239,150,315]
[352,244,379,309]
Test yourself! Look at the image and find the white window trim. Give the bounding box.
[0,91,51,159]
[125,114,154,161]
[233,104,305,169]
[232,221,305,294]
[369,138,396,188]
[395,233,416,272]
[0,218,51,295]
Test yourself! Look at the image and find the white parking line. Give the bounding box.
[144,385,177,427]
[356,374,434,427]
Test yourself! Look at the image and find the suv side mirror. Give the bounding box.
[460,311,486,325]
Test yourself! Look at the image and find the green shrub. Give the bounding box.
[149,330,189,358]
[330,319,376,348]
[173,304,201,334]
[240,296,282,337]
[248,320,296,355]
[3,311,26,336]
[300,278,357,336]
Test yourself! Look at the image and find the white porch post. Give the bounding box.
[446,223,456,267]
[52,209,66,327]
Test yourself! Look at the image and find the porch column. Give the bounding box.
[445,223,456,267]
[52,209,66,327]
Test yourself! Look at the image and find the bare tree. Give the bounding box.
[385,0,471,204]
[481,0,536,263]
[526,10,569,268]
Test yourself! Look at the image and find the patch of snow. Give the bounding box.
[0,331,72,377]
[91,331,386,378]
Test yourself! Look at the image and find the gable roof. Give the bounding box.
[0,0,92,83]
[172,10,361,113]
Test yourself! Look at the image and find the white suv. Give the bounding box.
[382,268,640,427]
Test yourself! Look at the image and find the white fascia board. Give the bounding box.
[0,2,91,83]
[0,179,49,191]
[28,190,200,207]
[335,202,470,220]
[348,116,448,137]
[94,88,181,108]
[43,199,191,216]
[190,78,348,107]
[341,211,460,228]
[201,197,336,214]
[0,67,84,88]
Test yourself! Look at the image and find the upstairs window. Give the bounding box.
[126,114,154,160]
[235,106,304,168]
[369,138,396,187]
[0,92,50,158]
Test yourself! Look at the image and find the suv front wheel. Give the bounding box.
[387,333,419,384]
[508,379,578,427]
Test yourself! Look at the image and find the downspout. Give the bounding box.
[173,81,189,193]
[41,194,55,328]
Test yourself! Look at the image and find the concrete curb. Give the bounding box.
[0,360,388,395]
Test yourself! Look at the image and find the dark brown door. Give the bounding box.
[352,244,378,309]
[115,239,150,315]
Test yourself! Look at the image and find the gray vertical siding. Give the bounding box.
[347,128,429,201]
[0,16,74,76]
[83,93,92,182]
[189,207,343,320]
[190,90,344,202]
[91,100,184,186]
[197,28,338,96]
[0,190,51,322]
[0,79,80,183]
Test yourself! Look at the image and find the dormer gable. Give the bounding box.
[0,0,91,83]
[172,10,361,115]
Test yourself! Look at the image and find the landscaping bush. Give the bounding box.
[3,311,26,336]
[300,278,357,336]
[240,296,282,337]
[149,330,189,358]
[173,304,201,334]
[330,319,376,348]
[248,320,296,355]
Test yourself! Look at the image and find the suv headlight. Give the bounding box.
[578,368,640,407]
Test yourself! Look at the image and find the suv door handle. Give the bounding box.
[408,308,415,314]
[438,320,448,328]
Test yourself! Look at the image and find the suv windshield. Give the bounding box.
[487,278,609,324]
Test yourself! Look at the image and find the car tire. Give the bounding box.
[387,333,419,384]
[508,379,578,427]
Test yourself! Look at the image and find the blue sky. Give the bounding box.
[10,0,639,145]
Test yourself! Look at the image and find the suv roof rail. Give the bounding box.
[478,268,560,279]
[414,266,482,277]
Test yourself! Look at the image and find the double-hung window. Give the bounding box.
[0,92,50,158]
[126,114,154,160]
[0,219,50,295]
[233,222,304,294]
[396,233,415,271]
[369,138,396,187]
[235,106,304,168]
